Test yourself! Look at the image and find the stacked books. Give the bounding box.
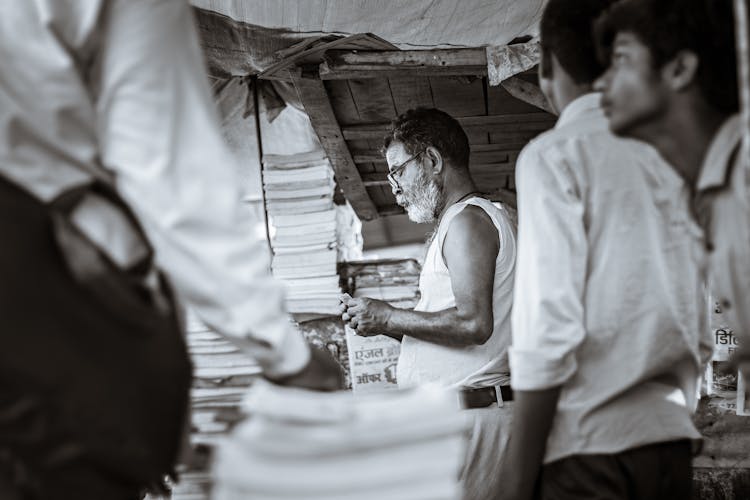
[340,259,422,393]
[263,151,342,316]
[212,381,468,500]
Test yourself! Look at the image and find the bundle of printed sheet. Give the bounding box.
[212,381,468,500]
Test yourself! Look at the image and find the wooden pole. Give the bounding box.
[252,76,275,256]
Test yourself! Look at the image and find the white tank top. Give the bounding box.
[397,197,517,389]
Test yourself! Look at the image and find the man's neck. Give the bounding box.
[438,172,478,220]
[643,105,728,187]
[555,84,593,115]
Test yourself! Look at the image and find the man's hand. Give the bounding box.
[497,387,562,500]
[340,294,393,337]
[265,345,345,391]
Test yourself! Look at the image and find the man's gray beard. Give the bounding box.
[404,172,444,224]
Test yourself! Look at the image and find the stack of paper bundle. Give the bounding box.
[169,310,262,500]
[348,259,421,309]
[263,151,342,316]
[212,381,468,500]
[340,259,421,392]
[185,310,261,446]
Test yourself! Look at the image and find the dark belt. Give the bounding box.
[459,385,513,409]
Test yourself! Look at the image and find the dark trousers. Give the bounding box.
[537,440,692,500]
[0,176,189,500]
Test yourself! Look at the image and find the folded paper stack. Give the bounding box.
[212,381,468,500]
[169,309,262,500]
[263,151,342,316]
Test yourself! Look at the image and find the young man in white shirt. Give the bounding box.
[594,0,750,398]
[340,108,517,500]
[0,1,341,498]
[500,1,711,498]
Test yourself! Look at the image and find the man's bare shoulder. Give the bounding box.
[445,205,499,247]
[442,205,500,272]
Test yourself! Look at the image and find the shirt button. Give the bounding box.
[706,241,715,252]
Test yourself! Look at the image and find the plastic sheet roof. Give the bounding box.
[191,0,544,50]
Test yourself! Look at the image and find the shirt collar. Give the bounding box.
[556,93,602,128]
[697,114,742,191]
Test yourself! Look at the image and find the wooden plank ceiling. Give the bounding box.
[260,37,557,221]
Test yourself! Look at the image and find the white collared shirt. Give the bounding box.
[696,115,750,345]
[0,0,308,376]
[511,93,711,463]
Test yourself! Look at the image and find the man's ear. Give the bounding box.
[662,50,699,92]
[425,146,444,175]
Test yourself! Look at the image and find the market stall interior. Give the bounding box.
[165,1,750,499]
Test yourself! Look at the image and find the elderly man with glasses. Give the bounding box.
[340,108,518,500]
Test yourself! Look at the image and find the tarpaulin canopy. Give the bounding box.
[191,0,545,75]
[192,0,543,48]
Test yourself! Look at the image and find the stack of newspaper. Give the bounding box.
[212,381,468,500]
[263,151,342,315]
[340,259,422,392]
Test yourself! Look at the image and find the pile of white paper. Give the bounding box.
[170,310,262,500]
[349,259,421,309]
[263,151,342,315]
[212,381,468,500]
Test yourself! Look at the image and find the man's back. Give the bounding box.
[0,0,108,199]
[511,93,709,463]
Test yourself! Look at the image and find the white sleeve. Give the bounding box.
[93,0,309,376]
[510,143,588,391]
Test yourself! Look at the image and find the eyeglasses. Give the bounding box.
[386,149,425,188]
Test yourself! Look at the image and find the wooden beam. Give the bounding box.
[361,160,517,187]
[485,188,517,209]
[260,34,397,80]
[342,113,555,140]
[472,142,530,152]
[500,76,556,115]
[319,48,488,79]
[353,150,517,164]
[291,76,379,220]
[362,173,389,187]
[377,204,405,216]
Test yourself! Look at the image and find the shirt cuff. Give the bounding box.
[260,324,311,379]
[509,347,577,391]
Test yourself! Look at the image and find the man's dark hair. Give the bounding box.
[540,0,617,84]
[383,108,470,170]
[595,0,738,113]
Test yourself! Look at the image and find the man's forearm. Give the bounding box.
[384,307,488,347]
[503,386,562,500]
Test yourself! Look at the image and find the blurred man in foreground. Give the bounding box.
[594,0,749,400]
[0,1,341,498]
